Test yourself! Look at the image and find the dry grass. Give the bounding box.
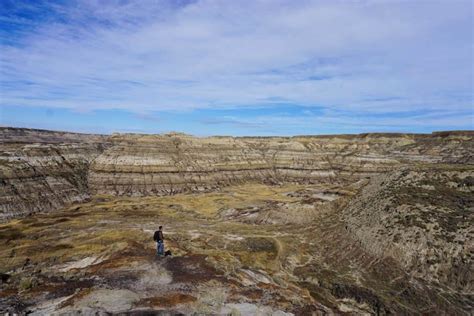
[0,182,307,274]
[1,180,468,315]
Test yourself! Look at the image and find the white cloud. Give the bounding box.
[1,0,472,124]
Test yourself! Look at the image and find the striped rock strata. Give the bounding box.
[88,131,473,195]
[0,128,108,220]
[1,128,473,220]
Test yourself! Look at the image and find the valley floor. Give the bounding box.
[0,181,471,315]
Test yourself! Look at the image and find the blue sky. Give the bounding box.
[1,0,473,136]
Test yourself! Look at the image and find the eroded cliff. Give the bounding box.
[0,128,109,220]
[88,131,473,196]
[1,128,472,219]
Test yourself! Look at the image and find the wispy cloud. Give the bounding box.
[199,109,474,135]
[134,112,162,123]
[200,117,265,129]
[0,0,472,134]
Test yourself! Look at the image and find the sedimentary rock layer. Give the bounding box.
[1,128,473,219]
[0,128,108,220]
[89,131,473,195]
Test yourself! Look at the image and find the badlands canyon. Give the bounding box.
[0,127,472,315]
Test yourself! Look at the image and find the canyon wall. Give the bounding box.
[0,128,109,220]
[1,128,472,220]
[88,131,473,195]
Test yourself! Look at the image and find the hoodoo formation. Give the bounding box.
[0,127,472,314]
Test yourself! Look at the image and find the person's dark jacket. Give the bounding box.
[153,230,164,242]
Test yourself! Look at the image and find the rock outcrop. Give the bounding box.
[1,128,472,220]
[0,128,109,220]
[88,131,473,196]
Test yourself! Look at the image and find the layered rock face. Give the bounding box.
[0,128,108,220]
[1,128,472,220]
[89,131,473,196]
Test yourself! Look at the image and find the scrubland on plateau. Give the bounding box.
[0,127,472,315]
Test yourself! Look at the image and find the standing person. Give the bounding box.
[153,226,164,256]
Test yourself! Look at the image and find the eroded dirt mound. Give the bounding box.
[343,165,473,294]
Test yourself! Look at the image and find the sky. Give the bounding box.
[0,0,473,136]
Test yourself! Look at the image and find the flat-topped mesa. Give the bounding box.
[88,131,473,196]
